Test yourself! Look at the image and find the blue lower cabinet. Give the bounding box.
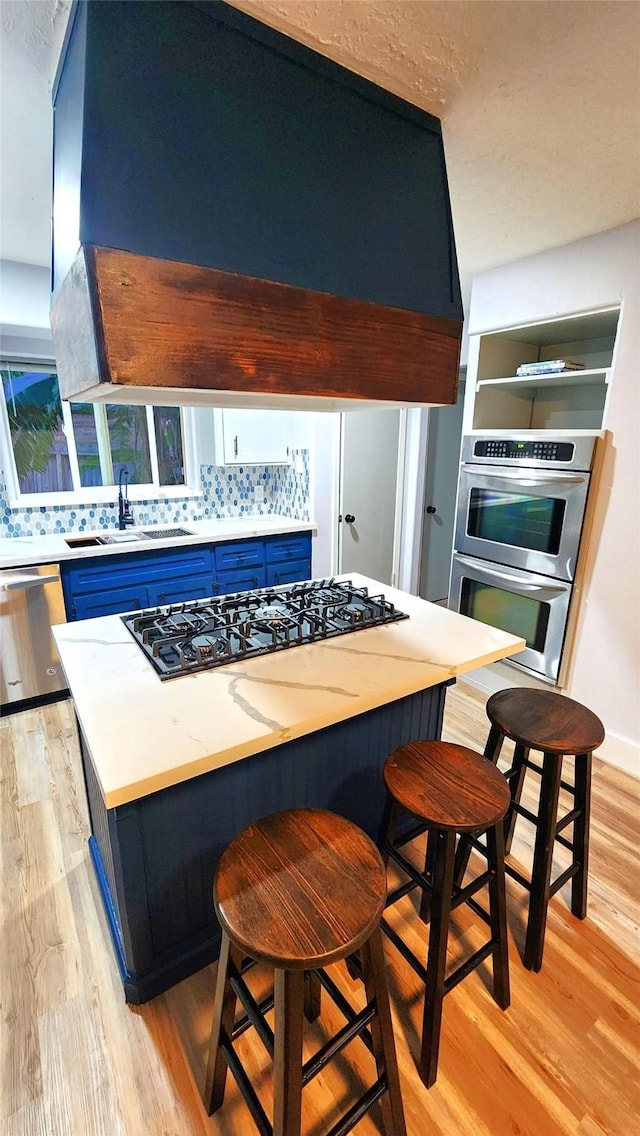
[62,533,312,620]
[266,560,311,587]
[265,532,312,565]
[214,540,265,573]
[147,575,216,607]
[73,585,151,620]
[216,566,267,597]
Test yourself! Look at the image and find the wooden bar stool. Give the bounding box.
[378,740,511,1088]
[454,688,605,973]
[203,807,406,1136]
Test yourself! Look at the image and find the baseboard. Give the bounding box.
[594,733,640,780]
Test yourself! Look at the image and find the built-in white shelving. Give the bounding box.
[468,308,619,432]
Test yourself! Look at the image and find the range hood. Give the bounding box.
[51,1,463,411]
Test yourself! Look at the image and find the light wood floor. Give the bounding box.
[1,682,638,1136]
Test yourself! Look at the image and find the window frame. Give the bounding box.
[0,357,201,508]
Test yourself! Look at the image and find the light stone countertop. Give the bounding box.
[0,515,315,570]
[52,574,524,809]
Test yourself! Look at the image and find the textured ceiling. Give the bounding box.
[1,0,639,309]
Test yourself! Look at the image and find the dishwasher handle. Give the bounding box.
[1,571,61,591]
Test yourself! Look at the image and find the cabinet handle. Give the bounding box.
[233,435,238,458]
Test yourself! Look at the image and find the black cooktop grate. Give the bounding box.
[121,578,409,679]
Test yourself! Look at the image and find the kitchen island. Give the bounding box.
[53,575,523,1002]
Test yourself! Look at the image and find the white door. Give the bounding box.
[338,410,401,585]
[419,383,465,601]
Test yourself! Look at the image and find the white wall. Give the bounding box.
[465,220,640,775]
[0,259,51,337]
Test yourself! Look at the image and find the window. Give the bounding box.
[1,362,187,501]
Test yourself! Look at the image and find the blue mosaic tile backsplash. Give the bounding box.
[0,451,310,538]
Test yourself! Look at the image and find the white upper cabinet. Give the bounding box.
[466,308,620,432]
[217,409,293,465]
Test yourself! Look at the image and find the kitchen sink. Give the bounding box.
[65,527,193,548]
[140,527,193,539]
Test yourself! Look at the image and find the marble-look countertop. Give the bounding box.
[0,516,315,570]
[53,574,524,809]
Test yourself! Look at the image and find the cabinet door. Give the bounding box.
[266,561,310,587]
[216,567,267,597]
[214,540,265,573]
[265,533,312,566]
[221,409,291,465]
[72,585,150,620]
[147,576,216,607]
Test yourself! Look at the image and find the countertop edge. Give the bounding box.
[0,516,316,569]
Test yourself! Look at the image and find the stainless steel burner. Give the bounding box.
[254,604,288,622]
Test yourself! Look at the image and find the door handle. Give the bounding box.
[426,505,437,514]
[344,514,356,524]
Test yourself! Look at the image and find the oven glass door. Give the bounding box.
[449,554,572,681]
[455,466,590,580]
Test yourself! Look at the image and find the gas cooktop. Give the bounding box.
[121,578,409,679]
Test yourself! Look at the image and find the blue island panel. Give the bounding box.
[79,679,451,1003]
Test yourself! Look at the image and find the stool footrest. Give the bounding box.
[220,1029,272,1136]
[511,802,539,827]
[556,806,580,835]
[548,862,580,898]
[381,917,429,986]
[443,938,497,995]
[450,869,494,913]
[504,861,532,891]
[315,969,375,1057]
[464,895,492,926]
[384,843,431,898]
[325,1076,389,1136]
[229,963,275,1058]
[394,819,431,848]
[302,997,377,1086]
[387,878,421,906]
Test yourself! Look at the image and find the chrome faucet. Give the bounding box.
[118,467,134,530]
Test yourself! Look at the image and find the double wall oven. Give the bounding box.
[449,434,599,682]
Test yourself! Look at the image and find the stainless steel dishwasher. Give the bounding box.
[0,563,68,711]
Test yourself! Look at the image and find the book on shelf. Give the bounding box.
[515,358,586,377]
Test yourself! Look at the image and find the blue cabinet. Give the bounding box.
[266,562,310,587]
[61,545,215,620]
[61,532,312,620]
[216,567,267,597]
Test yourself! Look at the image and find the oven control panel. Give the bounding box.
[473,439,574,461]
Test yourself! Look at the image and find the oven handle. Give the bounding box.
[460,464,587,487]
[454,555,568,596]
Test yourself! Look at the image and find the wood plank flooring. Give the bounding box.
[1,682,638,1135]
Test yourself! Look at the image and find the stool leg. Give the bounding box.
[378,792,398,867]
[420,829,456,1088]
[524,752,562,972]
[203,932,241,1115]
[360,927,407,1136]
[273,967,305,1136]
[486,823,510,1010]
[419,830,438,923]
[571,752,592,919]
[504,743,529,854]
[454,726,505,887]
[304,969,322,1022]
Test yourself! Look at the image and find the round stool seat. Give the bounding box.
[383,740,510,832]
[214,808,387,969]
[486,689,605,755]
